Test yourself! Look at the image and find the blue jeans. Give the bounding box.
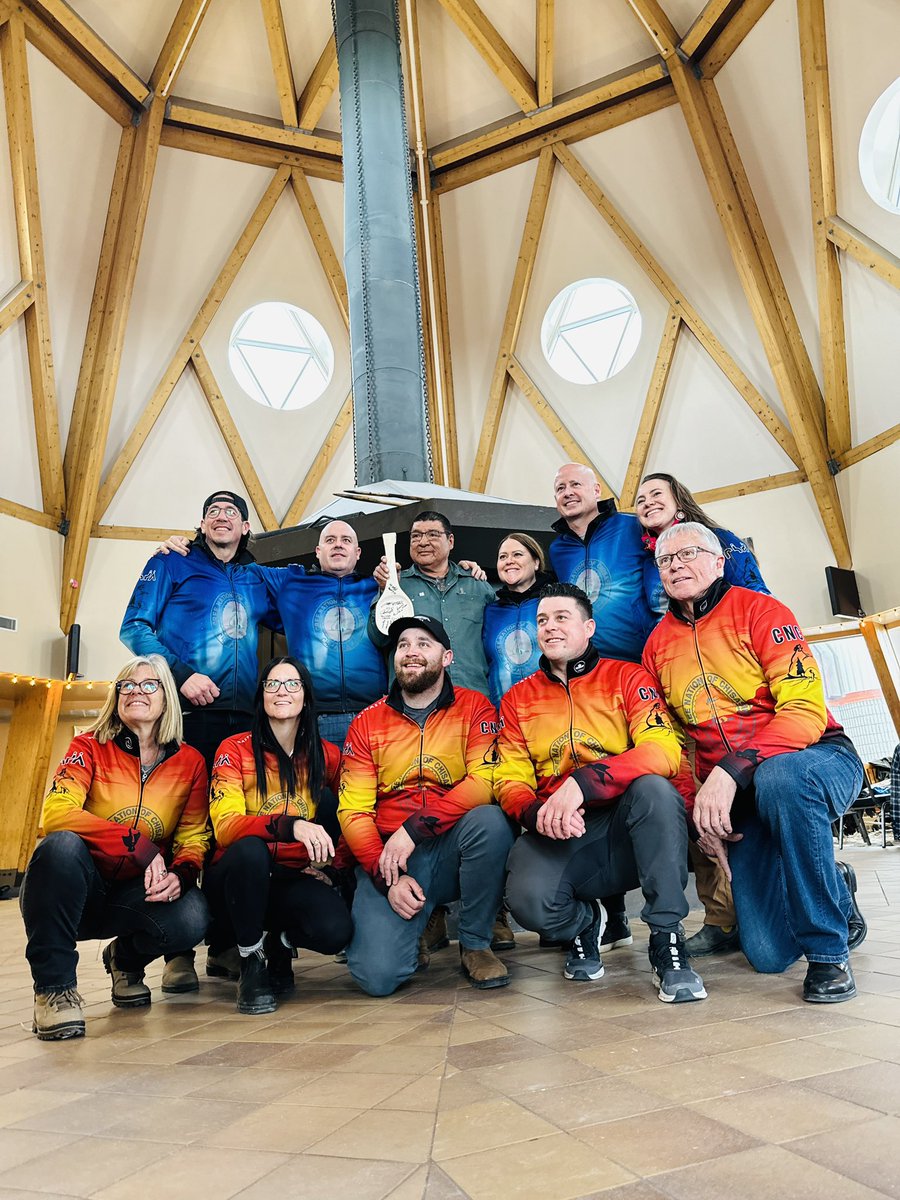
[729,741,863,971]
[20,831,209,993]
[347,805,514,996]
[317,711,356,747]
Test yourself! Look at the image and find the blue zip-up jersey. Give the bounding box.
[549,502,656,662]
[482,574,555,707]
[120,542,279,714]
[263,568,386,713]
[642,525,771,617]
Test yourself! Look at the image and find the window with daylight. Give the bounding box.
[859,77,900,214]
[228,301,334,411]
[541,278,642,385]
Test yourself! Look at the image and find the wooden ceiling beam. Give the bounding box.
[96,165,291,520]
[0,278,34,337]
[0,494,58,529]
[826,216,900,293]
[469,147,555,493]
[623,0,680,59]
[506,356,615,499]
[1,12,64,518]
[289,167,348,328]
[260,0,297,127]
[553,143,801,467]
[297,35,338,131]
[424,191,460,487]
[92,524,193,541]
[61,98,165,633]
[436,0,537,113]
[281,393,353,528]
[190,347,278,531]
[798,0,850,457]
[21,0,148,106]
[21,7,131,124]
[151,0,211,97]
[669,56,850,566]
[160,124,342,181]
[165,98,342,161]
[412,193,444,486]
[536,0,553,108]
[620,308,681,508]
[700,0,776,75]
[836,421,900,472]
[680,0,737,59]
[694,469,806,504]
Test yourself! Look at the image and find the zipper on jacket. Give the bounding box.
[337,576,347,712]
[689,620,733,754]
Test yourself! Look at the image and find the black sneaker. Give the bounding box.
[684,924,740,957]
[835,861,867,951]
[600,912,633,950]
[236,948,276,1015]
[563,901,607,981]
[263,933,296,996]
[803,960,857,1003]
[648,929,707,1003]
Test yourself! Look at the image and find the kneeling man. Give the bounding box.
[338,616,513,995]
[498,583,706,1003]
[643,523,866,1003]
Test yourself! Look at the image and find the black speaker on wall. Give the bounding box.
[825,567,864,619]
[66,623,81,679]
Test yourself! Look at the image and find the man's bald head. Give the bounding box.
[316,520,361,577]
[553,462,602,530]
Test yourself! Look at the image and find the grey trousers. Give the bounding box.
[506,775,690,942]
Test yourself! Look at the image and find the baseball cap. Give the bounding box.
[388,615,452,650]
[202,491,249,521]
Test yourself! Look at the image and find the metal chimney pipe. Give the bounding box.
[333,0,433,485]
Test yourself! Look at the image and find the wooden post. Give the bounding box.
[620,308,681,508]
[860,621,900,740]
[0,681,63,881]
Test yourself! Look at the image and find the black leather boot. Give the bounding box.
[236,948,276,1015]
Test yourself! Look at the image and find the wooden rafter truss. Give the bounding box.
[0,0,899,632]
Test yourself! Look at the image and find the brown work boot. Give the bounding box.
[460,946,510,990]
[421,906,450,952]
[161,953,199,994]
[33,988,85,1041]
[206,946,241,980]
[491,907,516,951]
[416,937,431,971]
[102,940,151,1008]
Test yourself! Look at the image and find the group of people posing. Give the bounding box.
[20,464,867,1040]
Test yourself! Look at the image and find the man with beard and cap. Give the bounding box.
[120,489,280,992]
[338,615,514,996]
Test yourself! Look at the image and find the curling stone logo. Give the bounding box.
[501,626,535,667]
[573,559,611,607]
[315,600,358,645]
[212,593,249,642]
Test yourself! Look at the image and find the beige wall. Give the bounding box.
[0,516,63,677]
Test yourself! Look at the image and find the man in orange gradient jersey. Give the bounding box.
[338,616,514,995]
[643,523,867,1004]
[497,583,707,1004]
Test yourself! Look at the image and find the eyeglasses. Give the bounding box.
[205,505,240,520]
[410,530,447,543]
[655,546,717,570]
[116,679,161,695]
[263,678,303,693]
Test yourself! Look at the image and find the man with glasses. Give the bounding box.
[643,522,867,1003]
[120,490,279,992]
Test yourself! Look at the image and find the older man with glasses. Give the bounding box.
[642,522,867,1004]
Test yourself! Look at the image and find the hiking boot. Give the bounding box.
[600,912,633,951]
[236,948,276,1015]
[161,952,199,994]
[685,924,740,957]
[564,901,607,981]
[459,946,510,990]
[491,907,516,951]
[33,989,85,1041]
[421,906,450,952]
[648,929,707,1003]
[206,946,241,980]
[102,940,151,1009]
[803,960,857,1003]
[836,861,867,951]
[263,933,296,996]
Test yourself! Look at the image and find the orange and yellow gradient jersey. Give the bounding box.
[41,730,209,884]
[209,732,341,866]
[643,581,851,790]
[337,678,498,882]
[496,646,684,830]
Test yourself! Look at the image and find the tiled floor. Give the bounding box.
[2,843,900,1199]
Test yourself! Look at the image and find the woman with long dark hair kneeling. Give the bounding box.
[206,656,353,1014]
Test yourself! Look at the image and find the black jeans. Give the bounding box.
[181,708,252,774]
[204,837,353,954]
[20,831,209,993]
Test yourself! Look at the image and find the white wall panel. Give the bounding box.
[67,0,180,83]
[0,321,42,509]
[0,516,61,675]
[842,257,900,446]
[175,0,282,120]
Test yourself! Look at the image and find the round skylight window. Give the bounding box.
[228,301,334,410]
[541,278,642,385]
[859,78,900,214]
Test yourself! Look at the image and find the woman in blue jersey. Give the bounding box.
[482,533,554,709]
[636,472,770,618]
